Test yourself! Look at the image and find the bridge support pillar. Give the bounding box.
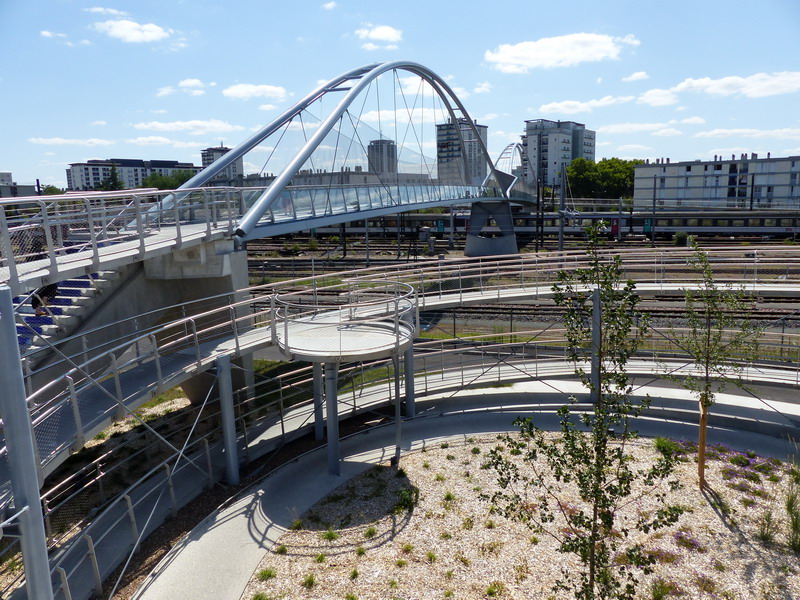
[324,363,340,476]
[0,286,55,600]
[217,355,240,486]
[313,363,324,441]
[463,201,518,257]
[404,346,415,418]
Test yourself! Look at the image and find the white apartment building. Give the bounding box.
[66,159,201,191]
[201,145,244,185]
[436,118,488,185]
[633,153,800,210]
[522,119,596,187]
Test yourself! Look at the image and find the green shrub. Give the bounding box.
[256,568,276,581]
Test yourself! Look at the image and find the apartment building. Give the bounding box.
[436,118,488,185]
[522,119,596,187]
[633,153,800,210]
[66,159,201,191]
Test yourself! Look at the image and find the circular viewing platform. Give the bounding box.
[273,281,417,362]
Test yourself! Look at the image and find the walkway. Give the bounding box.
[132,379,800,600]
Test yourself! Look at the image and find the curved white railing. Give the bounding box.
[4,246,800,599]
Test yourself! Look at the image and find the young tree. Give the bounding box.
[488,223,684,600]
[669,240,761,487]
[98,165,124,190]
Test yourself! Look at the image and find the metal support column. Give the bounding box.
[324,363,340,476]
[0,285,55,600]
[216,354,239,485]
[392,353,402,466]
[590,288,602,404]
[313,362,324,441]
[403,346,415,418]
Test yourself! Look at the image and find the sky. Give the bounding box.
[2,0,799,188]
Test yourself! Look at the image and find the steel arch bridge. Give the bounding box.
[179,60,512,241]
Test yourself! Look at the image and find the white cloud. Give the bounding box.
[678,116,706,125]
[92,19,171,43]
[473,82,492,94]
[178,78,204,88]
[539,95,634,115]
[355,24,403,43]
[40,31,66,38]
[481,113,499,121]
[66,39,92,47]
[126,136,172,145]
[28,137,114,146]
[484,33,640,73]
[258,104,278,111]
[674,71,800,98]
[622,71,649,82]
[172,141,208,148]
[132,119,245,135]
[360,108,439,125]
[451,86,470,99]
[637,88,679,106]
[222,83,287,101]
[84,7,128,16]
[322,1,336,9]
[90,120,107,126]
[597,122,668,134]
[617,144,651,153]
[652,128,682,137]
[694,128,800,140]
[156,86,175,97]
[188,90,204,96]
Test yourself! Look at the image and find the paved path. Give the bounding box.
[132,380,800,600]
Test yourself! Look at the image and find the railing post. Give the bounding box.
[83,198,100,271]
[190,319,202,366]
[148,334,163,388]
[85,534,103,596]
[123,494,139,541]
[66,375,86,449]
[163,464,177,515]
[110,355,125,418]
[57,566,73,600]
[134,196,146,258]
[39,201,59,275]
[270,295,277,344]
[0,206,20,292]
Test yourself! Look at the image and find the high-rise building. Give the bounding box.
[633,153,800,210]
[436,118,488,185]
[522,119,595,187]
[367,139,398,177]
[201,145,244,185]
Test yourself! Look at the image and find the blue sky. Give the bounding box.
[2,0,799,187]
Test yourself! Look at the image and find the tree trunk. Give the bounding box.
[698,401,708,487]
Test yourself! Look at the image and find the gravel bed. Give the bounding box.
[243,434,800,600]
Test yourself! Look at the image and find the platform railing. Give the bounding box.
[13,247,800,478]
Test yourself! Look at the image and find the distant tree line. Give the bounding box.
[565,157,644,199]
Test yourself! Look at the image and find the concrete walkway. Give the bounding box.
[132,380,800,600]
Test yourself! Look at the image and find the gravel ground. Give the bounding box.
[242,434,800,600]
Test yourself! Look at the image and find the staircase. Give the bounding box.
[14,272,120,353]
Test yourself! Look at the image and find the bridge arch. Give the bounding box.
[178,61,506,240]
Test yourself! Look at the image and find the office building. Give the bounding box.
[367,139,398,178]
[436,118,488,185]
[522,119,595,187]
[633,153,800,210]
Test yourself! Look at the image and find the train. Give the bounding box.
[307,208,800,242]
